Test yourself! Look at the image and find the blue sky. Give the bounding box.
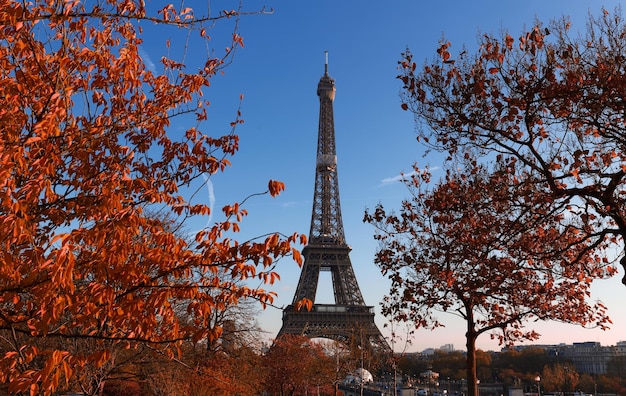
[142,1,626,352]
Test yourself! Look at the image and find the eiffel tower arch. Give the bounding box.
[278,53,390,352]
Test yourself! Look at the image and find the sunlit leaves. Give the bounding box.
[295,297,313,312]
[0,0,304,393]
[268,179,286,197]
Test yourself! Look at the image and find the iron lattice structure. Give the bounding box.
[278,54,390,352]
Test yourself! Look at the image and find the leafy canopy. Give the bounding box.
[366,163,613,344]
[0,0,303,394]
[365,162,614,396]
[398,7,626,283]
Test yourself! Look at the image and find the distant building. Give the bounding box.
[507,341,626,375]
[558,341,626,375]
[421,344,456,355]
[439,344,455,352]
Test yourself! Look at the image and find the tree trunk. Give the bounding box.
[466,316,479,396]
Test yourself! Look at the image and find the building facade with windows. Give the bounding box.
[558,341,626,375]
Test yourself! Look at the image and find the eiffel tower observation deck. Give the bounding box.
[277,53,390,352]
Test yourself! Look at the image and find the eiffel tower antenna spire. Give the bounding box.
[324,50,329,75]
[278,53,389,352]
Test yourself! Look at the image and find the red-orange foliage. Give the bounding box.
[0,1,303,394]
[364,162,614,396]
[263,335,336,396]
[398,8,626,284]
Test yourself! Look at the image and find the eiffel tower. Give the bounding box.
[278,53,389,351]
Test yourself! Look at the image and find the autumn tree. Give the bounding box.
[493,347,549,379]
[190,309,267,395]
[202,268,265,354]
[597,374,626,396]
[541,362,579,393]
[130,216,269,395]
[138,341,266,396]
[398,7,626,285]
[0,0,305,394]
[317,339,356,394]
[364,163,613,396]
[577,373,600,396]
[8,214,269,395]
[262,335,336,396]
[430,351,466,380]
[396,354,428,380]
[606,354,626,378]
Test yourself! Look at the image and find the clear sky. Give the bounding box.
[142,0,626,353]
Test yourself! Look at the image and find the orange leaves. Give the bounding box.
[158,4,176,21]
[232,33,244,48]
[222,202,247,221]
[436,41,455,64]
[570,167,583,183]
[4,349,74,396]
[51,244,76,289]
[292,247,303,266]
[505,34,514,50]
[259,271,280,285]
[295,297,313,312]
[437,42,450,60]
[0,1,301,393]
[518,26,547,56]
[549,162,562,171]
[268,179,285,197]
